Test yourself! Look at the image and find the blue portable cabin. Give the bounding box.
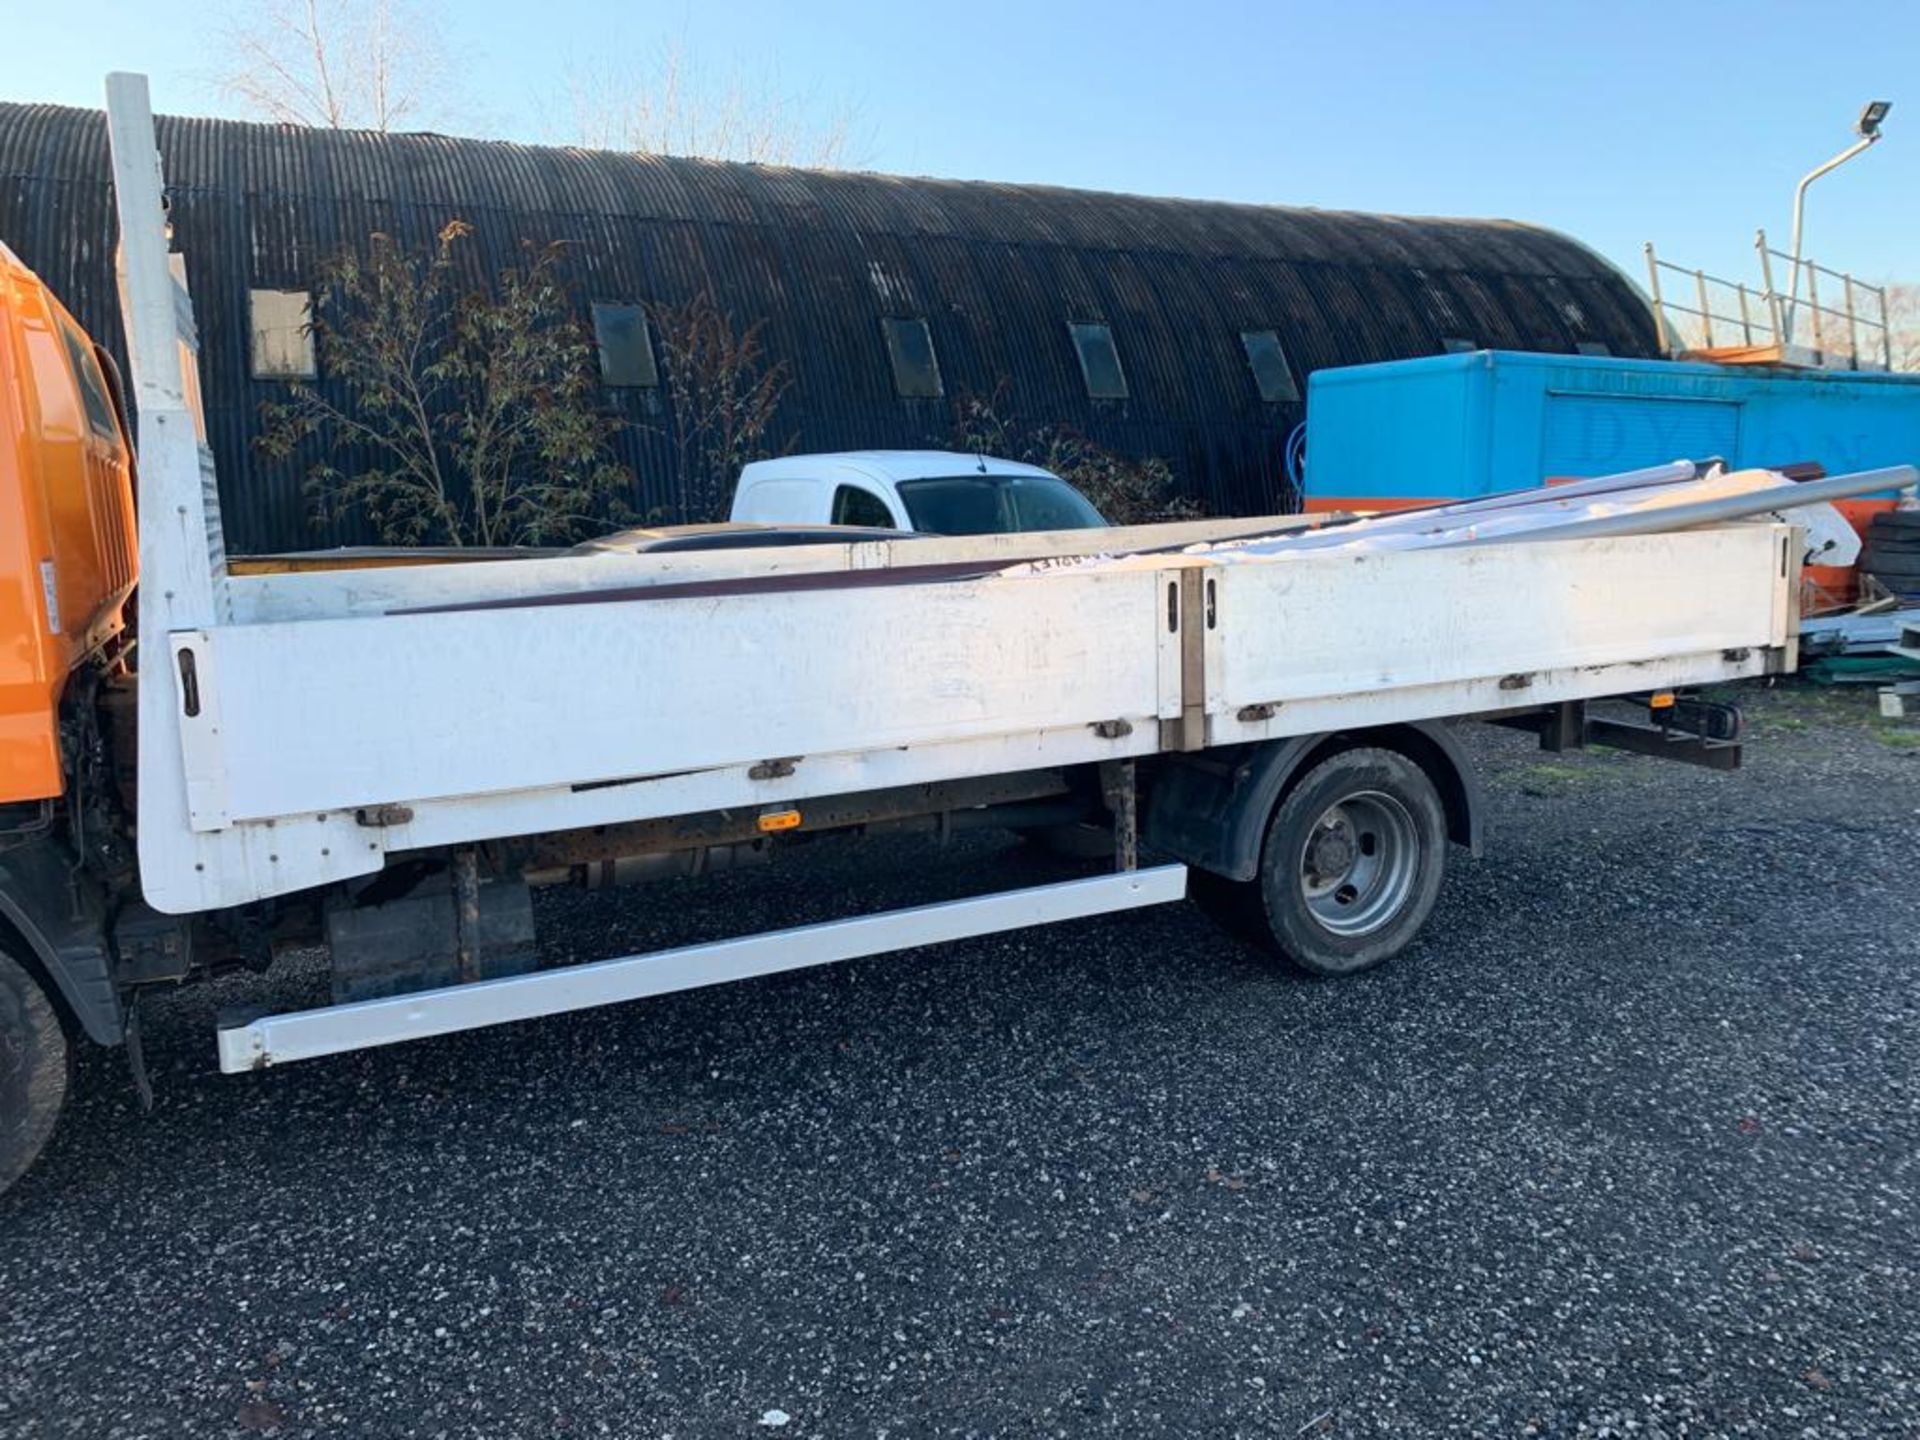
[1300,350,1920,515]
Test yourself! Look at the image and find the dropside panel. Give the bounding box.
[1202,526,1791,745]
[174,568,1175,830]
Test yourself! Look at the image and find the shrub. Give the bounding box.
[259,221,629,546]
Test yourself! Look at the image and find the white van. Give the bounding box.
[729,450,1108,535]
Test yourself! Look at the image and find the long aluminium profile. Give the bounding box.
[1442,465,1918,547]
[1223,461,1706,554]
[216,864,1188,1072]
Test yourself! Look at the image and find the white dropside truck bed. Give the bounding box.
[102,75,1814,1074]
[154,526,1795,915]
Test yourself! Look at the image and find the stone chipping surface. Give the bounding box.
[2,682,1916,1438]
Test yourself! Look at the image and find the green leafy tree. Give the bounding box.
[260,220,629,545]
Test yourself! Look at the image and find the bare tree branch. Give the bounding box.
[211,0,452,132]
[649,288,791,521]
[563,34,865,169]
[1883,282,1920,373]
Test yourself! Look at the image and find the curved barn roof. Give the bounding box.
[0,102,1656,549]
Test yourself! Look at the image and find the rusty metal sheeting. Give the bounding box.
[0,103,1659,552]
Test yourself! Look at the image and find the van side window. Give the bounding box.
[831,485,896,528]
[57,317,119,439]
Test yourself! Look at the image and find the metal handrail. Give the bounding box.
[1764,240,1889,365]
[1643,231,1891,370]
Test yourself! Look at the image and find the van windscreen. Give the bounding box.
[895,476,1106,535]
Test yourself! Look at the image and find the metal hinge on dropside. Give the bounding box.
[1158,570,1210,753]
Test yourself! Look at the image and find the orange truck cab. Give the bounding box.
[0,242,138,808]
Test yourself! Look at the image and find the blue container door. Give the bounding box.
[1541,394,1742,479]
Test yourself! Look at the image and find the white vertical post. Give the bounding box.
[1756,230,1786,349]
[1842,273,1861,369]
[107,71,225,627]
[1806,266,1826,363]
[107,71,236,903]
[1643,242,1672,355]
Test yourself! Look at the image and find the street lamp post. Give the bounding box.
[1785,100,1891,345]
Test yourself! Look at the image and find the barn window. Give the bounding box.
[1440,336,1477,354]
[591,303,658,387]
[249,289,316,380]
[1069,322,1129,400]
[1575,341,1612,357]
[1239,330,1300,404]
[881,316,942,398]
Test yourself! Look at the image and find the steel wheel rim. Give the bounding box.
[1298,790,1418,938]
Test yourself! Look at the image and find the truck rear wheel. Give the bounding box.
[1,945,70,1194]
[1202,746,1448,977]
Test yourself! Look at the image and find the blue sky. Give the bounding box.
[3,0,1914,290]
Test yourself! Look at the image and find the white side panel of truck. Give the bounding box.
[176,568,1179,828]
[1202,527,1792,744]
[136,521,1795,913]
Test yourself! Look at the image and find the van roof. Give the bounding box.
[740,450,1060,484]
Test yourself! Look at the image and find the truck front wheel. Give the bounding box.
[0,944,70,1194]
[1202,746,1448,977]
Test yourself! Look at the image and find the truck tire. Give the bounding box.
[1864,525,1920,549]
[1203,746,1448,977]
[1862,553,1920,583]
[0,945,70,1194]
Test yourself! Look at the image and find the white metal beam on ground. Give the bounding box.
[215,864,1188,1071]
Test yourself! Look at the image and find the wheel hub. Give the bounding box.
[1297,791,1419,938]
[1305,816,1357,881]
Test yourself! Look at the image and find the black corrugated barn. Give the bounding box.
[0,102,1659,551]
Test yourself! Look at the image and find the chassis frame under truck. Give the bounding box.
[4,73,1912,1193]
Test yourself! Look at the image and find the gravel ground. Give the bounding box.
[2,681,1917,1439]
